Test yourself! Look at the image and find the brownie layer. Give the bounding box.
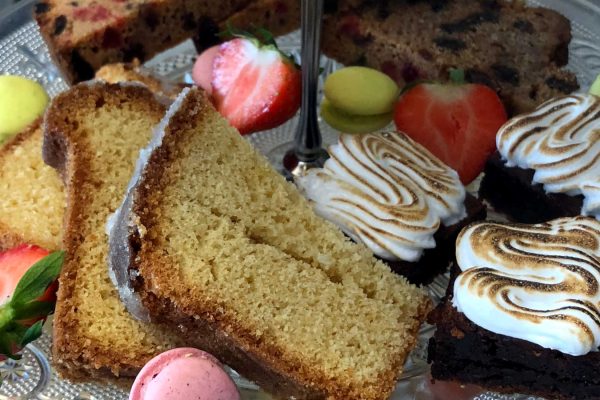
[428,266,600,400]
[479,152,583,223]
[383,194,486,285]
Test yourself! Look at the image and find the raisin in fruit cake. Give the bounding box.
[108,87,430,400]
[43,82,182,380]
[428,217,600,400]
[322,0,578,114]
[479,93,600,223]
[295,131,486,284]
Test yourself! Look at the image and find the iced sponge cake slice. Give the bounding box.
[109,87,430,399]
[43,83,181,380]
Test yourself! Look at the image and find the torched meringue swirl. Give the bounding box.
[295,131,466,262]
[497,94,600,219]
[453,217,600,356]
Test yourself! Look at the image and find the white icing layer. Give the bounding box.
[107,87,190,322]
[295,131,466,262]
[497,94,600,219]
[453,217,600,356]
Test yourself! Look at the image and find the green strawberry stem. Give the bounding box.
[0,307,15,332]
[449,68,466,85]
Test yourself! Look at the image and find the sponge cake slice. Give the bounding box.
[109,87,430,399]
[0,121,64,251]
[43,82,181,380]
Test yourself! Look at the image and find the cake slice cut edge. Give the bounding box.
[0,120,65,252]
[109,87,431,400]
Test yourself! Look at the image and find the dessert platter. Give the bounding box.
[0,0,599,400]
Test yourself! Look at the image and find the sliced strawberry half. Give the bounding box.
[394,80,507,184]
[0,245,63,360]
[211,32,301,135]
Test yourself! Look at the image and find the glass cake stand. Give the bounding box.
[0,0,599,399]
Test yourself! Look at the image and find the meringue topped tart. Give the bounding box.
[295,131,486,284]
[428,217,600,400]
[480,93,600,223]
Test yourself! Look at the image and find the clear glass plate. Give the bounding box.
[0,1,599,399]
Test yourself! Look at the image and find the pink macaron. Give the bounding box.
[129,348,240,400]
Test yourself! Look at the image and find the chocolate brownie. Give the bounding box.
[479,152,583,223]
[429,296,600,400]
[428,218,600,400]
[480,93,599,223]
[322,0,579,115]
[384,194,486,284]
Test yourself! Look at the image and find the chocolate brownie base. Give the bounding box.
[383,194,486,285]
[428,267,600,400]
[479,152,583,223]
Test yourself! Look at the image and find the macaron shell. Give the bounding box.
[130,348,240,400]
[0,76,49,140]
[320,98,393,134]
[324,66,399,116]
[192,45,220,95]
[590,73,600,96]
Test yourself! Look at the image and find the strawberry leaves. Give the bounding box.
[11,251,63,307]
[219,23,298,66]
[0,250,63,360]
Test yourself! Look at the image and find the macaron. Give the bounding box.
[0,75,49,143]
[324,66,399,116]
[590,73,600,97]
[192,45,220,95]
[129,348,240,400]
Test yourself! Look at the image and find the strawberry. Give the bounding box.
[0,245,63,361]
[393,71,507,184]
[211,29,301,135]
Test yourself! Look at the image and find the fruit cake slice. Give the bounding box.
[43,83,181,380]
[35,0,300,83]
[322,0,578,114]
[108,87,430,400]
[0,121,65,251]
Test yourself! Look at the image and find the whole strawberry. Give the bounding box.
[394,70,507,184]
[211,28,301,135]
[0,245,63,361]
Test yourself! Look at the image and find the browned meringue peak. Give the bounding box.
[295,131,466,262]
[496,94,600,219]
[453,217,600,356]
